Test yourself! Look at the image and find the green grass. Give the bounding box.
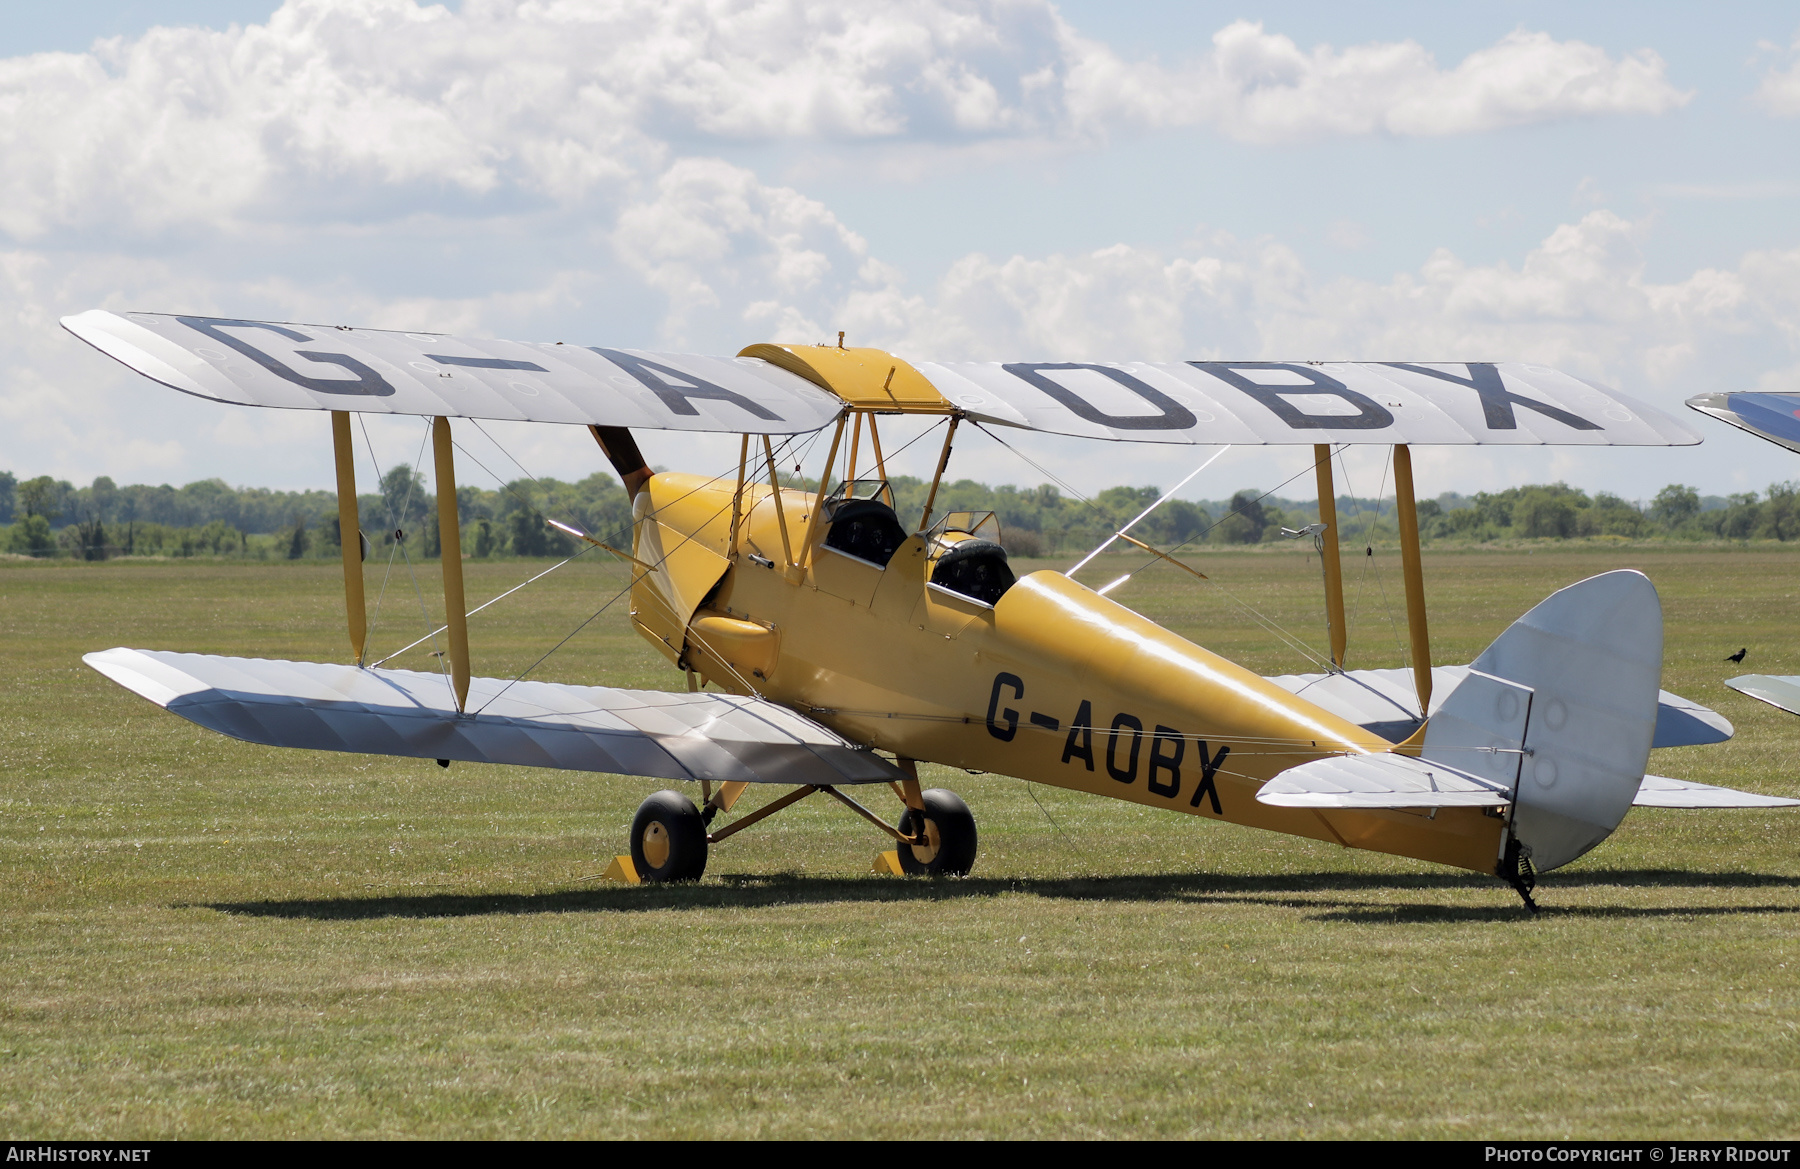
[2,545,1797,1138]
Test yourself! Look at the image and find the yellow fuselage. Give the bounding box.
[632,472,1504,873]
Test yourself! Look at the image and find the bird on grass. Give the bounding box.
[1726,648,1748,664]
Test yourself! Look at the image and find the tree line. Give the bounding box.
[2,466,1796,561]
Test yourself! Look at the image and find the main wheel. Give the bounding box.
[895,788,977,876]
[629,790,708,882]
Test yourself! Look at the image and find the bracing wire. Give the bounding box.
[358,415,451,692]
[979,428,1338,671]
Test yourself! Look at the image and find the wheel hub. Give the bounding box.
[643,820,671,869]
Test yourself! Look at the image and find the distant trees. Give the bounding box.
[1652,484,1701,527]
[1216,492,1271,544]
[11,462,1800,561]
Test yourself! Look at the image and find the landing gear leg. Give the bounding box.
[1498,836,1539,914]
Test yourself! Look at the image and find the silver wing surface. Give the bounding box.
[1259,765,1797,810]
[1633,775,1800,808]
[1685,392,1800,455]
[86,648,901,785]
[1266,665,1733,748]
[61,311,841,434]
[1726,673,1800,716]
[922,360,1700,446]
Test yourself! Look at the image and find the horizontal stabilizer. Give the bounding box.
[1266,665,1730,748]
[85,648,901,786]
[1634,775,1800,808]
[61,311,842,434]
[1259,667,1530,809]
[1726,674,1800,717]
[1261,769,1798,811]
[1256,752,1511,809]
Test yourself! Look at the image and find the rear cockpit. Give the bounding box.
[926,512,1016,607]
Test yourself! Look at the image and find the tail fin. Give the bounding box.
[1472,569,1662,872]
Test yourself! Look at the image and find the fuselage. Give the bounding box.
[631,471,1506,874]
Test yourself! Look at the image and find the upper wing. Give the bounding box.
[61,311,841,434]
[922,360,1700,446]
[63,312,1701,446]
[1685,392,1800,454]
[85,648,902,786]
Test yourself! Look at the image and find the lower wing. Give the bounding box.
[86,648,900,786]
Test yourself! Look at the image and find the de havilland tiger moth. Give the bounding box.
[61,309,1800,909]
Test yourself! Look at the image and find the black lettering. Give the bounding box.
[986,673,1023,742]
[1382,362,1602,432]
[424,353,549,372]
[1105,713,1143,784]
[1029,711,1060,731]
[1193,362,1393,430]
[1147,726,1184,798]
[1001,363,1197,431]
[1188,741,1229,814]
[180,317,395,397]
[593,348,780,420]
[1062,700,1095,769]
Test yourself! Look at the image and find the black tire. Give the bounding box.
[895,788,977,876]
[630,790,708,882]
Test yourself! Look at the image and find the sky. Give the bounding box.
[4,0,1800,507]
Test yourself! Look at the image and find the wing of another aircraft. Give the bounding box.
[921,360,1700,446]
[85,648,902,786]
[1685,392,1800,454]
[61,311,843,434]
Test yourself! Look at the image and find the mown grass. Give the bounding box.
[1,544,1797,1138]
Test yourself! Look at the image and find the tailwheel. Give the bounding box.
[630,790,708,882]
[896,788,978,876]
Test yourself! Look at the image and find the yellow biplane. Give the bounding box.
[63,311,1799,910]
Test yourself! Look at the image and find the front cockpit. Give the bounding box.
[820,479,908,568]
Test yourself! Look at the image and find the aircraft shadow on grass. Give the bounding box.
[198,868,1800,924]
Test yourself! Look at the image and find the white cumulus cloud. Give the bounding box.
[1061,21,1688,142]
[0,1,1693,240]
[1753,35,1800,116]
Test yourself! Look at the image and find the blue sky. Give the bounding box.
[5,1,1800,506]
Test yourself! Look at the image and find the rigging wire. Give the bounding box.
[1091,443,1340,670]
[356,415,450,694]
[1346,446,1408,664]
[468,434,783,712]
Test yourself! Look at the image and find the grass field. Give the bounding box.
[2,543,1797,1138]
